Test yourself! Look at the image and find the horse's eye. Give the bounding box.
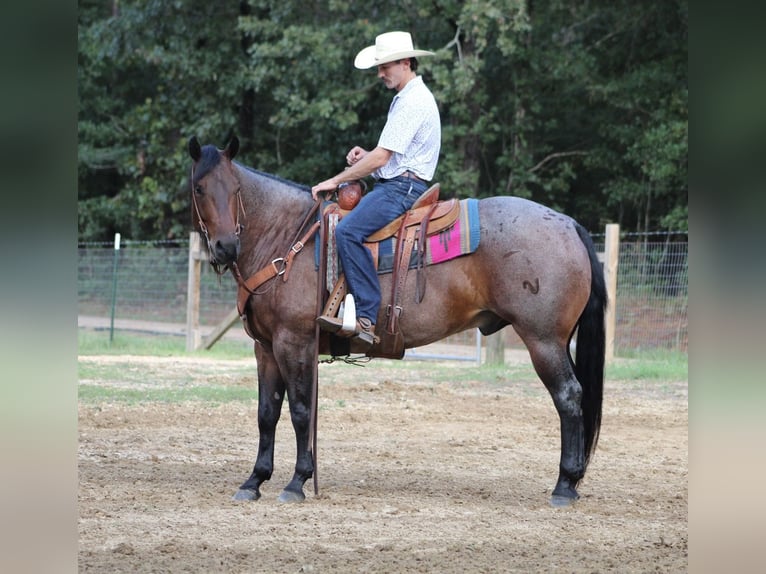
[195,185,203,195]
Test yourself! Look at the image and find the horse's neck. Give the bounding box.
[237,167,315,272]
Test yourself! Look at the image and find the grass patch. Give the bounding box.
[78,330,687,406]
[425,362,539,385]
[78,361,195,386]
[78,384,257,405]
[78,329,253,359]
[607,350,687,381]
[78,359,254,383]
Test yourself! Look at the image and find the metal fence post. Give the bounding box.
[109,232,121,344]
[603,224,620,362]
[186,232,204,352]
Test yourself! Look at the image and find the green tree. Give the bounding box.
[78,0,245,240]
[78,0,687,242]
[576,0,688,232]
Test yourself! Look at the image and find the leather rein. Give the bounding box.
[231,199,321,297]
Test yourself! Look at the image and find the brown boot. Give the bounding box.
[350,317,377,347]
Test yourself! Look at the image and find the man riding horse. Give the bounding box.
[312,31,441,349]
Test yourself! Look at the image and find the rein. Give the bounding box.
[231,199,322,297]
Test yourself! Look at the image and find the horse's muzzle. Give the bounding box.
[211,234,240,266]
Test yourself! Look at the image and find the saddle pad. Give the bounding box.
[375,198,480,275]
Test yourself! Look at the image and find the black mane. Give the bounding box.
[193,144,311,194]
[240,165,311,193]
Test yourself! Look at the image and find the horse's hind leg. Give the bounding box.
[233,344,285,501]
[524,337,585,506]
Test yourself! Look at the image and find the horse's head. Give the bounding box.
[188,135,244,273]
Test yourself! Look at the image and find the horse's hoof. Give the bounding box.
[550,494,578,508]
[278,489,306,504]
[232,488,260,501]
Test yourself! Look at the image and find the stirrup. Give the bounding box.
[317,293,357,335]
[338,293,357,336]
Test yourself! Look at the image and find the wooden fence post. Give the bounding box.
[603,224,619,362]
[186,232,206,352]
[484,331,505,365]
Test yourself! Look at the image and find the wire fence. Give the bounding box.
[598,234,688,353]
[78,231,687,356]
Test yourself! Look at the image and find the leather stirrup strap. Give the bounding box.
[415,202,439,303]
[386,219,407,334]
[320,276,347,318]
[386,222,419,335]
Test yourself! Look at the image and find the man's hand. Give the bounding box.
[311,179,337,201]
[346,146,368,166]
[313,145,390,200]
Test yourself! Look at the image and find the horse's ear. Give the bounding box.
[224,135,239,160]
[188,136,202,161]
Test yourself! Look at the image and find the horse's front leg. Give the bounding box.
[233,342,285,501]
[275,342,316,503]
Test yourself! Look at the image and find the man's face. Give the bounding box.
[377,60,409,91]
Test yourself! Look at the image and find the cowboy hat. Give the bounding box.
[354,31,435,70]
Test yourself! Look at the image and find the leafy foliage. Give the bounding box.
[78,0,687,241]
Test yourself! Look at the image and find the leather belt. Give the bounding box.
[401,171,426,183]
[380,171,427,184]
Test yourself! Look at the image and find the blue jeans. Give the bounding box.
[335,176,428,324]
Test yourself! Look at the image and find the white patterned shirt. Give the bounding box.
[374,76,441,181]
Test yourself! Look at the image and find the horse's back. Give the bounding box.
[471,196,592,332]
[406,196,589,337]
[478,195,580,239]
[475,196,591,279]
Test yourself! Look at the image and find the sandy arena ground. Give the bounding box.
[78,352,687,573]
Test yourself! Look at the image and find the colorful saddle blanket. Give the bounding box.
[317,197,481,286]
[375,198,481,274]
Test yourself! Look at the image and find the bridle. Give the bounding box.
[190,162,246,258]
[190,163,246,243]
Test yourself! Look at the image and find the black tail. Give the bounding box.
[573,223,607,470]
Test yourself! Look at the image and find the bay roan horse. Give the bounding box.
[188,136,606,507]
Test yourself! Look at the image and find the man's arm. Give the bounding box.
[311,146,392,199]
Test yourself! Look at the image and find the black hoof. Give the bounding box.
[550,494,578,507]
[278,488,306,503]
[551,473,581,506]
[232,488,260,501]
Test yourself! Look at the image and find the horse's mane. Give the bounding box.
[193,144,311,194]
[240,165,311,194]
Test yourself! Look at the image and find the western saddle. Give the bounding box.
[320,182,460,357]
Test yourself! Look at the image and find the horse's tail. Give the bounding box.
[573,223,607,470]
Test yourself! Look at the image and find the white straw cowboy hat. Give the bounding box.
[354,31,435,70]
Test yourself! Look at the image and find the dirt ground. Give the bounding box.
[78,351,687,573]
